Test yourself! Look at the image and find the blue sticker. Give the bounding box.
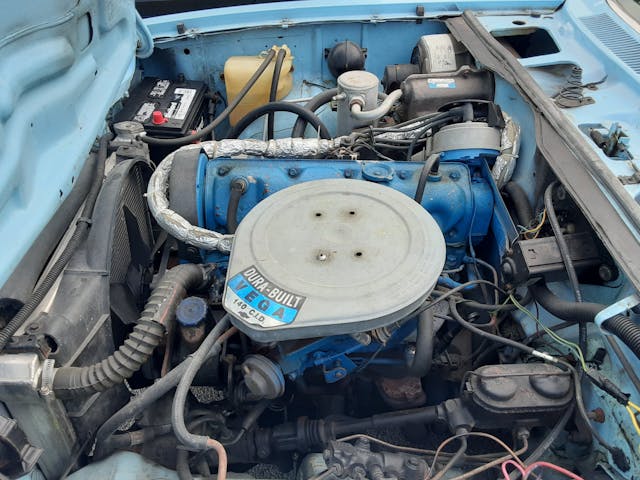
[427,78,456,89]
[225,266,306,326]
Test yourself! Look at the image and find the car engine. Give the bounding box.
[1,18,639,480]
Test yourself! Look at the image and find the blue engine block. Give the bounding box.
[196,153,495,269]
[191,149,499,381]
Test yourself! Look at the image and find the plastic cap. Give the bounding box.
[176,297,208,327]
[152,110,168,125]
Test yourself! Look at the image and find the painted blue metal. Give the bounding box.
[477,0,640,205]
[66,451,179,480]
[135,11,155,59]
[0,0,138,289]
[277,316,417,382]
[143,0,562,41]
[198,148,501,383]
[197,155,495,268]
[595,293,640,332]
[475,5,640,475]
[140,17,451,141]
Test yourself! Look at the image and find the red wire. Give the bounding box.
[502,459,526,479]
[526,462,585,480]
[501,460,585,480]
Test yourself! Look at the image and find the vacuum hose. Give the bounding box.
[503,181,533,227]
[407,309,435,377]
[52,264,211,397]
[227,102,331,140]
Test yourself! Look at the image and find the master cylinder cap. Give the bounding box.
[223,179,446,341]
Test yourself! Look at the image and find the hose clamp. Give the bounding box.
[40,359,56,396]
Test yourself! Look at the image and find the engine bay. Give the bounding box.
[1,9,640,480]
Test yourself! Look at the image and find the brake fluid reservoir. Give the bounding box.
[224,45,294,126]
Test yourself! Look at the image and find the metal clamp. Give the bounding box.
[40,359,56,396]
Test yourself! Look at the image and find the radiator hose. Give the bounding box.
[530,283,640,359]
[52,264,211,397]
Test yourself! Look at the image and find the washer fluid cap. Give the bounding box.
[222,179,446,341]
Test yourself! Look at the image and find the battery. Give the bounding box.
[116,77,208,137]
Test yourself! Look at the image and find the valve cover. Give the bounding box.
[223,178,445,341]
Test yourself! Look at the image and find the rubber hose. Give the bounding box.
[227,102,331,140]
[226,179,246,234]
[267,49,287,140]
[331,404,440,436]
[94,327,234,459]
[172,316,231,461]
[414,154,441,204]
[503,181,533,227]
[176,449,193,480]
[291,88,338,138]
[172,316,230,449]
[225,399,270,445]
[529,284,601,324]
[107,424,173,451]
[0,134,109,352]
[349,89,402,122]
[407,309,434,377]
[531,283,640,360]
[449,299,536,356]
[141,49,277,147]
[605,315,640,360]
[544,181,586,356]
[559,360,628,471]
[52,264,210,397]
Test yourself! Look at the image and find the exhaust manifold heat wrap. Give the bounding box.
[146,138,343,252]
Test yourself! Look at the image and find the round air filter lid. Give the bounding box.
[223,178,445,341]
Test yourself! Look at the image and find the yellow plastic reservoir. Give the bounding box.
[224,45,294,126]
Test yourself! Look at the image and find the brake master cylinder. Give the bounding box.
[222,179,446,341]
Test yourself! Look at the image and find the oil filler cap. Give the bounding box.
[223,179,445,341]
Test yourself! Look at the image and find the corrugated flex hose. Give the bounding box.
[52,264,211,397]
[530,283,640,359]
[605,314,640,359]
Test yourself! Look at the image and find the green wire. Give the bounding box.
[509,294,588,371]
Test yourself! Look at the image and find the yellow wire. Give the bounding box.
[627,405,640,434]
[509,294,588,371]
[510,296,640,453]
[626,403,640,454]
[521,209,547,239]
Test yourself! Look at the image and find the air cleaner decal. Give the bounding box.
[224,266,306,327]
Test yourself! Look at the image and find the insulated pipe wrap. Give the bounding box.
[147,139,344,252]
[53,264,209,397]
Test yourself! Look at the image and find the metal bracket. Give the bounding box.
[594,293,640,334]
